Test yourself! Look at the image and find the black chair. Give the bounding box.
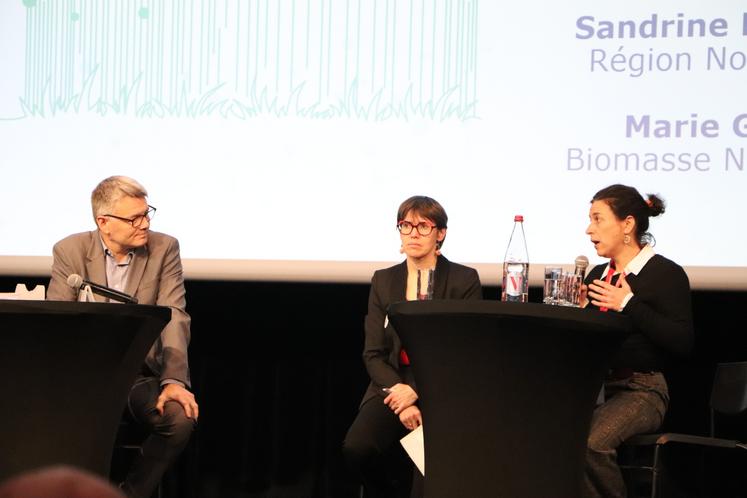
[620,361,747,498]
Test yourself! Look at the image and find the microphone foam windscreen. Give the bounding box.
[66,273,83,288]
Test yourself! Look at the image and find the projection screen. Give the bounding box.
[1,1,746,289]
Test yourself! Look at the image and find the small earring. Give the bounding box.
[399,244,405,254]
[623,234,631,245]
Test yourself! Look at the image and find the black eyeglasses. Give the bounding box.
[397,220,437,236]
[104,205,156,228]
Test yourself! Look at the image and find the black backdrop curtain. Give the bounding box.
[1,276,746,498]
[180,280,370,498]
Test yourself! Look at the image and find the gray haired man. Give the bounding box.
[48,176,198,498]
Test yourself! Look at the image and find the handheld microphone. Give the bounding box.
[574,255,589,280]
[66,274,139,304]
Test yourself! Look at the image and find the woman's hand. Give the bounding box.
[399,405,423,430]
[578,283,589,308]
[383,383,418,414]
[587,274,632,311]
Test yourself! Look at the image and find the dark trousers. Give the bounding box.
[342,396,423,498]
[121,376,195,498]
[581,372,668,498]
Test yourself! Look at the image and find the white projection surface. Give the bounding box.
[1,1,746,288]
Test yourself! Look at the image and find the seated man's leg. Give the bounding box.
[122,377,195,498]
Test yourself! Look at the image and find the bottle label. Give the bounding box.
[506,270,523,297]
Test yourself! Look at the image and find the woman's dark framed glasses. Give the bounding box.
[397,220,437,236]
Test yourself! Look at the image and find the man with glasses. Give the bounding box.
[47,176,198,498]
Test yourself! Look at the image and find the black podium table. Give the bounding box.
[0,300,170,482]
[388,300,631,498]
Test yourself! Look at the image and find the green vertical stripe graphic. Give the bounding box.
[13,0,479,121]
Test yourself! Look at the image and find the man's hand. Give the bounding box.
[156,384,199,420]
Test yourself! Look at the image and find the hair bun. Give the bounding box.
[646,194,665,217]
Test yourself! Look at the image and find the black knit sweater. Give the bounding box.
[585,254,694,371]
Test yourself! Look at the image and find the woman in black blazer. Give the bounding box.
[342,195,482,498]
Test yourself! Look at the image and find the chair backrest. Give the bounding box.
[710,361,747,416]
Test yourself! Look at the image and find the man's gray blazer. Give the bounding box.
[47,230,191,387]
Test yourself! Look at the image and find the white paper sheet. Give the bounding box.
[400,425,425,476]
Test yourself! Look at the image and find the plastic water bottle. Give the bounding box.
[501,215,529,302]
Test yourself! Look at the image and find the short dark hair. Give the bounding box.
[397,196,448,228]
[591,184,665,246]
